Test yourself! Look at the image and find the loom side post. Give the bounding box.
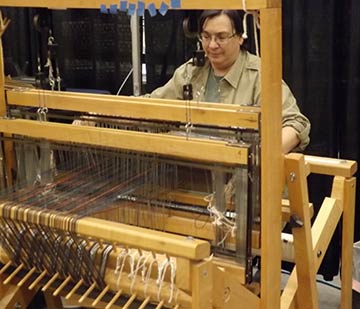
[191,259,213,309]
[0,11,15,188]
[259,6,283,309]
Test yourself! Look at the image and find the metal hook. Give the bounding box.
[47,35,55,45]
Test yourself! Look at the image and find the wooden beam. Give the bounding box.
[0,118,249,165]
[191,259,213,309]
[285,153,318,309]
[0,203,210,260]
[1,0,279,10]
[94,204,261,250]
[338,177,356,309]
[6,89,260,129]
[265,0,281,8]
[305,155,357,178]
[6,87,247,108]
[0,12,12,188]
[0,16,6,117]
[259,7,283,309]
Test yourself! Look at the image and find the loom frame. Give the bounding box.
[0,1,357,309]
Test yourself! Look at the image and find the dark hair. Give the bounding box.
[198,10,243,35]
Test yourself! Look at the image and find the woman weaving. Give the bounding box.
[149,10,310,154]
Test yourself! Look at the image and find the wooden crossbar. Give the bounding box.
[6,89,260,129]
[0,0,281,10]
[0,118,249,165]
[305,155,357,178]
[0,203,210,260]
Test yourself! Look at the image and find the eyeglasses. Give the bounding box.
[198,32,237,45]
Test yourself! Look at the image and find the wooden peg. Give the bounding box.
[112,242,118,253]
[92,284,110,307]
[0,261,12,276]
[138,296,151,309]
[122,293,137,309]
[3,263,24,284]
[98,238,104,249]
[78,281,96,303]
[41,272,59,292]
[65,278,83,300]
[155,300,165,309]
[105,289,123,309]
[17,267,36,287]
[173,305,180,309]
[53,275,72,296]
[28,269,47,290]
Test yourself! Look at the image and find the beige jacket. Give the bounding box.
[150,49,310,151]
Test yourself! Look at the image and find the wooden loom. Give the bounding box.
[0,1,357,309]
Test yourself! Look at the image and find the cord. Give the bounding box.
[116,67,134,95]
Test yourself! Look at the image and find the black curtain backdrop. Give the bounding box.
[282,0,360,279]
[1,7,134,94]
[1,1,360,279]
[1,8,37,77]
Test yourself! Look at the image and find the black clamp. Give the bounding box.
[192,49,205,67]
[183,84,193,100]
[289,214,304,228]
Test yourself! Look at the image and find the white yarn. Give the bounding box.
[143,256,159,297]
[242,12,250,39]
[156,257,177,303]
[168,258,177,303]
[204,177,237,245]
[141,253,153,282]
[252,11,260,56]
[114,250,177,303]
[114,248,127,274]
[241,0,261,57]
[115,249,136,288]
[129,251,150,293]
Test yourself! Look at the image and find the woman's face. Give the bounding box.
[201,14,243,74]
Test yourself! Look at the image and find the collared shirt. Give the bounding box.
[150,49,310,151]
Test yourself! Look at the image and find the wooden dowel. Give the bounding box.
[122,293,137,309]
[28,270,47,290]
[92,284,110,307]
[0,261,12,275]
[17,267,36,287]
[65,279,83,300]
[53,275,72,296]
[173,305,180,309]
[41,272,59,292]
[105,289,123,309]
[155,300,165,309]
[78,282,96,303]
[138,296,151,309]
[98,239,104,249]
[3,263,24,284]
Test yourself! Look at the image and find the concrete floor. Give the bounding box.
[281,273,360,309]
